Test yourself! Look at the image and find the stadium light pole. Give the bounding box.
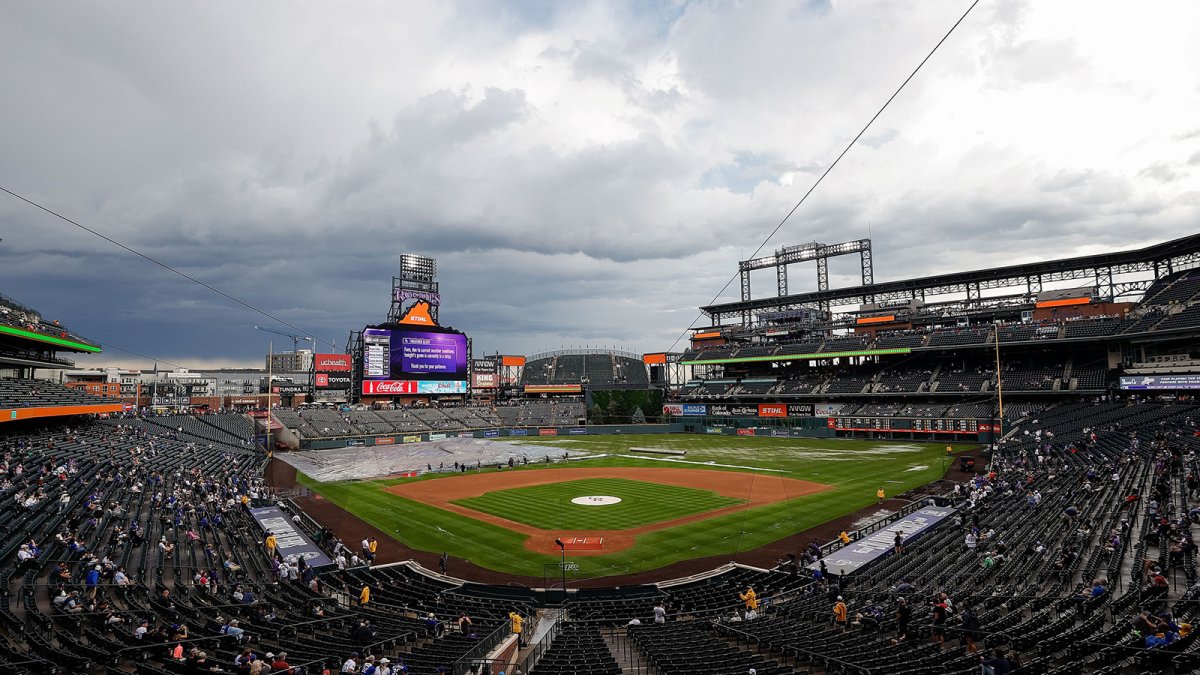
[555,538,567,609]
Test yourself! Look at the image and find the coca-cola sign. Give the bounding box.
[362,380,418,395]
[314,354,352,372]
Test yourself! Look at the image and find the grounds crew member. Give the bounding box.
[509,610,524,647]
[739,586,758,611]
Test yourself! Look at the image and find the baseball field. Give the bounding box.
[295,434,958,579]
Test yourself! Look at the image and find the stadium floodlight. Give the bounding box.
[399,253,437,282]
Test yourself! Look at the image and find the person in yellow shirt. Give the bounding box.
[360,585,370,606]
[369,538,378,558]
[739,587,758,611]
[876,487,885,504]
[839,531,852,545]
[833,596,848,631]
[509,610,524,647]
[265,532,277,556]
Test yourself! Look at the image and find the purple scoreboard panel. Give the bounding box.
[362,327,469,395]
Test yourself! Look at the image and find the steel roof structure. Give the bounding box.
[702,233,1200,327]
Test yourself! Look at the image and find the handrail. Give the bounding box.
[451,619,512,675]
[114,632,239,657]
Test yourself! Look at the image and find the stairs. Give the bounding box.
[602,627,653,674]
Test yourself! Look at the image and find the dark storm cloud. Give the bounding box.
[1,0,1198,368]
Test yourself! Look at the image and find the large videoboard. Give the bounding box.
[361,327,468,395]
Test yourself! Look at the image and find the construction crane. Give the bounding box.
[254,325,315,353]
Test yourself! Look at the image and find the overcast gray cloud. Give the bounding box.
[1,0,1199,369]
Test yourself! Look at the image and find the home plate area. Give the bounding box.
[560,536,605,551]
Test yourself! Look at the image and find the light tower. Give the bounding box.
[389,254,439,324]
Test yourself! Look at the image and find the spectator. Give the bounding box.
[832,596,848,632]
[959,604,980,654]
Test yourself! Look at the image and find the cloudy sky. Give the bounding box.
[2,0,1199,369]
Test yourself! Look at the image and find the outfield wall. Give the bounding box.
[300,423,691,450]
[295,419,986,450]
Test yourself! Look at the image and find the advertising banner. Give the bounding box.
[484,429,500,438]
[417,381,468,394]
[736,428,756,436]
[706,427,724,434]
[1120,374,1200,390]
[403,435,422,443]
[568,428,587,435]
[811,506,954,574]
[428,433,447,441]
[524,384,582,394]
[375,436,395,445]
[362,380,417,395]
[758,403,787,418]
[458,432,474,438]
[471,358,499,373]
[730,405,759,417]
[788,404,815,417]
[471,372,498,389]
[771,429,790,437]
[707,405,731,416]
[345,439,365,447]
[362,380,468,395]
[662,404,684,416]
[313,354,352,372]
[509,429,528,436]
[816,403,844,416]
[271,386,307,395]
[248,506,332,567]
[315,373,352,390]
[539,428,559,436]
[682,404,707,416]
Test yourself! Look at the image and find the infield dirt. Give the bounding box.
[384,467,831,555]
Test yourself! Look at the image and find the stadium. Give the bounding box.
[4,229,1200,675]
[6,2,1200,674]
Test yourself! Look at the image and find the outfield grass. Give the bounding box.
[452,477,744,530]
[297,434,961,578]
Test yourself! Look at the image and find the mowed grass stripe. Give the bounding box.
[452,478,743,530]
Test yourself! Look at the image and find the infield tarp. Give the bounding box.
[813,505,955,575]
[249,506,332,567]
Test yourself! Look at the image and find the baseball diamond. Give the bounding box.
[294,434,953,578]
